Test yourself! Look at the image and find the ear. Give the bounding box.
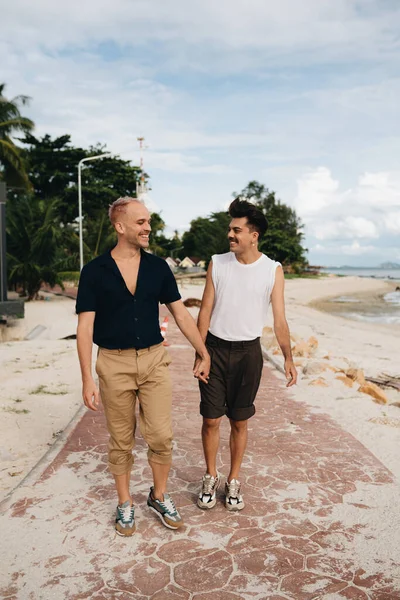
[114,221,124,235]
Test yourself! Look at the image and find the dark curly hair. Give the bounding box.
[228,198,268,239]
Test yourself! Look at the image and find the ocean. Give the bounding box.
[320,267,400,280]
[319,268,400,325]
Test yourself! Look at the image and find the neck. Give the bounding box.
[234,247,262,265]
[111,241,141,261]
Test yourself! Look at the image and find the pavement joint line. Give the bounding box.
[0,403,87,513]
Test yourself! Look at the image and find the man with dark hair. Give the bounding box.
[195,197,297,511]
[76,197,210,536]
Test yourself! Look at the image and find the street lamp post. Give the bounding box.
[78,153,112,271]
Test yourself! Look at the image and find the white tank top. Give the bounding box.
[209,252,281,341]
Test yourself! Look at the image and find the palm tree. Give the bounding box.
[6,195,77,299]
[0,83,34,188]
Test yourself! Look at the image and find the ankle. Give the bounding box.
[151,489,165,502]
[118,497,133,506]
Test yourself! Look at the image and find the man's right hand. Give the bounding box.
[82,377,100,411]
[193,352,211,384]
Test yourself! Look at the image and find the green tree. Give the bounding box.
[148,214,182,257]
[6,195,77,299]
[182,212,230,261]
[235,181,307,269]
[21,133,143,224]
[0,83,34,188]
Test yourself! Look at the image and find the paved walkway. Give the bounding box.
[1,317,400,599]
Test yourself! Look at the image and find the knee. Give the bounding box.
[146,428,173,456]
[230,419,248,433]
[202,417,222,431]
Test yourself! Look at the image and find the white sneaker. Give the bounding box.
[197,473,221,509]
[225,479,244,511]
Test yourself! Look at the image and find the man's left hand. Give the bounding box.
[284,360,297,387]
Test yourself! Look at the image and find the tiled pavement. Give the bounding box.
[1,316,400,600]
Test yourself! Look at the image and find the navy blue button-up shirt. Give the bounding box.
[76,249,181,349]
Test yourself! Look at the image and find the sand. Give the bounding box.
[0,275,399,502]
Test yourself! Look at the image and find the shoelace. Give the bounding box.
[202,474,217,495]
[227,479,241,498]
[118,503,134,523]
[159,495,177,515]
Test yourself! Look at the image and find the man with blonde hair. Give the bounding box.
[76,197,210,536]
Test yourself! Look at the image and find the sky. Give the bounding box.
[2,0,400,266]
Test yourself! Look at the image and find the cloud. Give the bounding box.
[2,0,399,71]
[294,167,400,244]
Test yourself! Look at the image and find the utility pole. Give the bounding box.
[77,153,111,271]
[136,137,149,202]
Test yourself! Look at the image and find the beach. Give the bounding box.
[1,275,399,501]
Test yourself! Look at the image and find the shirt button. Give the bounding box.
[134,318,138,321]
[136,336,140,340]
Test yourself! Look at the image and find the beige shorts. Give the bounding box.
[96,343,173,476]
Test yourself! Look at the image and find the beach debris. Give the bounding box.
[25,324,47,340]
[292,340,310,357]
[368,416,400,428]
[263,335,278,350]
[303,361,329,376]
[335,375,354,388]
[365,374,400,392]
[183,298,202,308]
[358,382,388,404]
[294,359,305,367]
[292,336,319,357]
[308,336,318,352]
[345,368,366,386]
[327,365,341,373]
[272,347,282,355]
[308,377,328,387]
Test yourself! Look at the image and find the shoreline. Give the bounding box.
[309,281,400,328]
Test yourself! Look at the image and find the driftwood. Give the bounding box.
[365,375,400,392]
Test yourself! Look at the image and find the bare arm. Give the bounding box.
[77,312,100,410]
[166,300,210,383]
[270,266,297,387]
[197,260,215,342]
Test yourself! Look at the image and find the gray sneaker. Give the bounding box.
[147,488,183,530]
[115,500,136,536]
[197,473,221,509]
[225,479,244,511]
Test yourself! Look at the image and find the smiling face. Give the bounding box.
[114,201,151,249]
[228,217,259,254]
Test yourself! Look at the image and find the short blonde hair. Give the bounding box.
[108,197,141,224]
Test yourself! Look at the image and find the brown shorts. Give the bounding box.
[96,343,173,476]
[199,332,263,421]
